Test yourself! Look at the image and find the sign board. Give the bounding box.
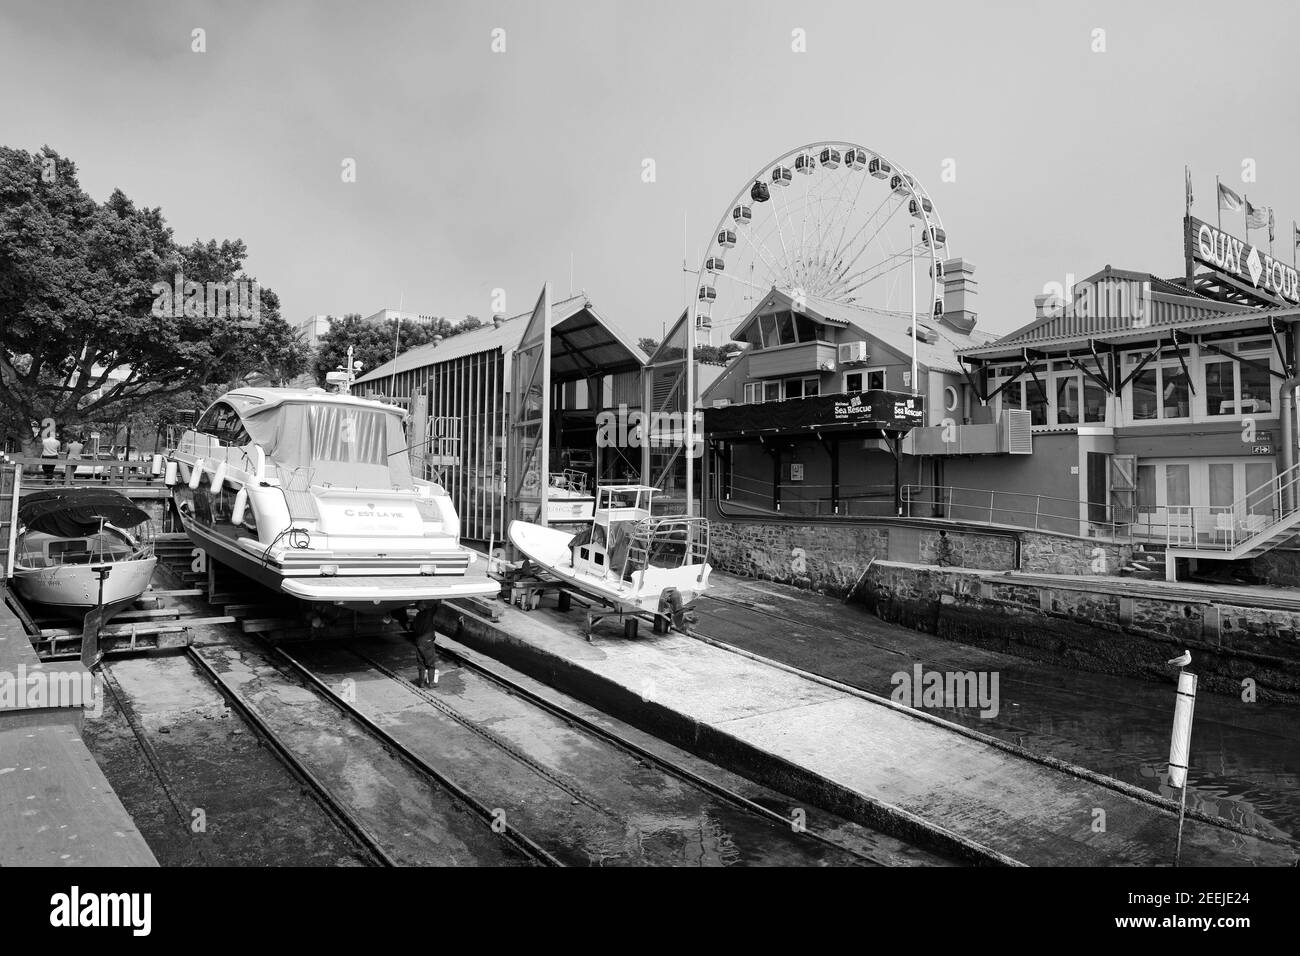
[1186,216,1300,306]
[704,389,925,436]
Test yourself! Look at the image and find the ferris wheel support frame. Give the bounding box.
[683,141,947,517]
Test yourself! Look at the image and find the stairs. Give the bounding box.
[1165,462,1300,581]
[1121,544,1167,579]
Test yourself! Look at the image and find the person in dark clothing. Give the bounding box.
[409,603,440,688]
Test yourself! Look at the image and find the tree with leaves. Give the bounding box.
[313,313,481,386]
[0,145,305,449]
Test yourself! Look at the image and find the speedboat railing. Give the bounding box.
[622,515,710,578]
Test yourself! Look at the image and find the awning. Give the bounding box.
[19,489,151,538]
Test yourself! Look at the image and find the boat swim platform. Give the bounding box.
[0,589,158,866]
[437,576,1299,866]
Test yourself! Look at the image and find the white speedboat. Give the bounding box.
[11,489,158,622]
[167,387,497,614]
[508,484,711,631]
[543,469,595,522]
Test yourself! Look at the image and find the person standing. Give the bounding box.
[65,434,84,481]
[40,430,60,481]
[409,603,440,688]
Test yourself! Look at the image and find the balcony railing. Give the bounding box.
[717,474,1154,541]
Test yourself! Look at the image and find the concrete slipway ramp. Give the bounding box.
[436,597,1298,867]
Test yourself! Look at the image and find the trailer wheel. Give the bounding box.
[624,618,639,639]
[557,591,571,612]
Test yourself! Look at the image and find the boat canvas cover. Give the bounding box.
[18,489,150,538]
[242,400,414,490]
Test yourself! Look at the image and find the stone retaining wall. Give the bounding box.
[861,561,1300,701]
[708,517,1132,596]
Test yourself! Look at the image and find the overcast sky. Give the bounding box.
[3,0,1298,344]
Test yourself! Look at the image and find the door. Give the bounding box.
[410,386,429,480]
[1110,454,1136,526]
[508,284,552,529]
[1087,452,1109,524]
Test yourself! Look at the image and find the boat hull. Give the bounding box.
[176,507,497,612]
[508,519,709,616]
[11,557,158,623]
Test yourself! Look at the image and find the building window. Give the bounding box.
[844,368,885,394]
[745,377,819,403]
[1126,350,1190,421]
[1055,375,1079,424]
[784,377,820,399]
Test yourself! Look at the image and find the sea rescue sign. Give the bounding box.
[1187,215,1300,305]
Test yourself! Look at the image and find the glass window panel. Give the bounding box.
[1166,464,1191,507]
[1162,369,1189,418]
[776,311,797,345]
[1245,463,1275,517]
[1001,380,1022,412]
[845,372,863,394]
[1208,463,1234,508]
[759,313,778,349]
[1055,374,1079,424]
[1083,382,1106,423]
[1136,465,1156,513]
[1027,379,1048,426]
[867,369,886,391]
[763,381,781,402]
[1204,359,1235,416]
[1132,368,1159,420]
[803,377,820,397]
[784,378,803,399]
[794,314,819,342]
[1240,362,1272,414]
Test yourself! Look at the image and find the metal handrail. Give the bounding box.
[1164,462,1300,552]
[717,473,1152,539]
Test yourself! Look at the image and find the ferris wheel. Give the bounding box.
[691,142,948,345]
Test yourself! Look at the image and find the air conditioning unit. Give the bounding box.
[838,341,869,364]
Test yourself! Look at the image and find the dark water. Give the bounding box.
[697,583,1300,842]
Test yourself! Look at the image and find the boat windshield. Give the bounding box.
[243,400,413,490]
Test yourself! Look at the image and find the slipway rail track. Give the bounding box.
[361,639,895,864]
[270,643,563,866]
[281,636,886,866]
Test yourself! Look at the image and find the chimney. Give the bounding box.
[938,258,979,334]
[1033,292,1063,320]
[492,312,505,328]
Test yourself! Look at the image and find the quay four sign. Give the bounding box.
[1188,216,1300,306]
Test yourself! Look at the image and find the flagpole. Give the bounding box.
[1216,176,1222,230]
[1243,193,1250,237]
[910,223,917,393]
[1294,220,1297,268]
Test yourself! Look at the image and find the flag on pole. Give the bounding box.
[1218,181,1243,213]
[1269,207,1275,243]
[1184,166,1193,212]
[1247,199,1268,230]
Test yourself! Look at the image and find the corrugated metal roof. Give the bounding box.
[354,292,646,385]
[960,297,1294,360]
